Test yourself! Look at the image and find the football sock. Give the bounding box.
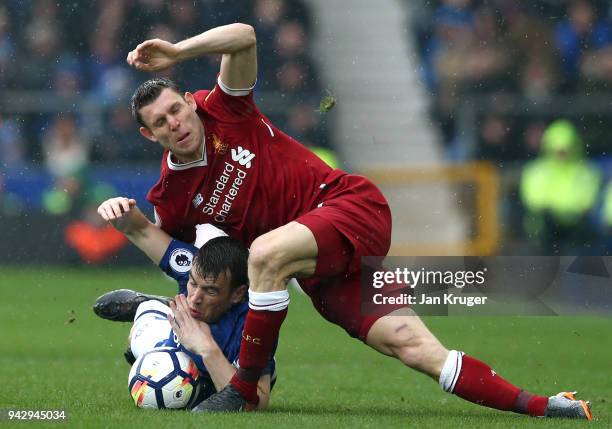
[439,350,548,416]
[230,289,289,404]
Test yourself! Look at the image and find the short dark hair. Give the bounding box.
[192,236,249,291]
[130,78,182,127]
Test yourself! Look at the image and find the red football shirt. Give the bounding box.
[147,78,346,244]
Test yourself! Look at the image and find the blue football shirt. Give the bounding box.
[156,239,277,398]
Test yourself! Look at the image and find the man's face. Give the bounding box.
[138,88,204,163]
[186,267,245,323]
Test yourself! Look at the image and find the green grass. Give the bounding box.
[0,266,610,428]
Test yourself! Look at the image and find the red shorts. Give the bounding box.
[295,174,408,341]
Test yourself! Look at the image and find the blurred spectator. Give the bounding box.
[254,0,288,51]
[286,103,329,149]
[92,105,159,162]
[53,55,84,96]
[93,0,125,41]
[122,0,168,51]
[477,115,513,160]
[410,1,612,252]
[0,113,26,217]
[276,20,307,59]
[603,181,612,222]
[3,1,332,166]
[0,1,333,265]
[0,116,25,165]
[520,120,602,254]
[42,114,91,215]
[276,60,317,95]
[168,0,204,40]
[0,5,17,89]
[520,57,559,102]
[423,0,474,91]
[253,0,312,37]
[554,0,612,89]
[18,18,59,90]
[504,3,561,101]
[0,178,23,216]
[86,31,133,104]
[523,121,547,156]
[425,0,515,147]
[201,0,254,28]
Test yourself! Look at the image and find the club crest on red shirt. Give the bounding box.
[212,133,227,155]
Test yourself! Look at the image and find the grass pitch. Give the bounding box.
[0,266,609,428]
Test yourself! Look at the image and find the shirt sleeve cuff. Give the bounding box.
[217,76,256,96]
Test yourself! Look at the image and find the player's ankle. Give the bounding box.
[230,371,260,404]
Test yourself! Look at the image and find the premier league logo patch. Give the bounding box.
[169,248,193,274]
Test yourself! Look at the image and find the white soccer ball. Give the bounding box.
[128,347,201,409]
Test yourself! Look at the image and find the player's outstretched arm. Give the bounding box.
[97,197,171,265]
[169,294,271,409]
[126,23,257,90]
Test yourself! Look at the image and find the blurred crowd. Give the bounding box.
[414,0,612,158]
[0,0,337,261]
[413,0,612,253]
[0,0,332,167]
[1,0,608,257]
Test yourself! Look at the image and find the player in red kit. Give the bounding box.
[125,23,592,419]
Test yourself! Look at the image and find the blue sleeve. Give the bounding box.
[158,239,198,295]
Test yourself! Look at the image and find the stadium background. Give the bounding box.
[1,0,611,263]
[0,1,611,427]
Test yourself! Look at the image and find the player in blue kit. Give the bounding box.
[95,196,275,408]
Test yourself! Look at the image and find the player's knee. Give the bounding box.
[248,236,285,279]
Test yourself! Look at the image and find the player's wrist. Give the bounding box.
[116,215,146,235]
[198,340,221,360]
[174,41,198,62]
[172,43,186,62]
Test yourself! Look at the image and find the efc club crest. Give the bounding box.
[212,133,227,155]
[169,248,193,274]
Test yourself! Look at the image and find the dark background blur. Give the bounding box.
[0,0,610,265]
[0,0,334,264]
[411,0,611,255]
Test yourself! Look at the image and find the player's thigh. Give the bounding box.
[249,221,318,278]
[366,308,446,361]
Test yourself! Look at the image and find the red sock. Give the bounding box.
[230,307,287,403]
[453,354,548,416]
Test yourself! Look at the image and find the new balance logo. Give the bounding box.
[231,146,255,169]
[192,193,204,208]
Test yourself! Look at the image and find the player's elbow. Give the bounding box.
[235,23,256,47]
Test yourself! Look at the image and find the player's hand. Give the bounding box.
[97,197,137,222]
[168,294,215,357]
[126,39,180,72]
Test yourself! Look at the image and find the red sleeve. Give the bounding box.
[152,205,171,232]
[145,167,181,238]
[193,78,260,123]
[145,154,197,243]
[151,203,195,243]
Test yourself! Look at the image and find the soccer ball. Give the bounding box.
[128,347,201,409]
